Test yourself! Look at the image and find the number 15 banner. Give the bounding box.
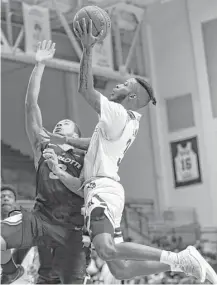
[170,136,202,188]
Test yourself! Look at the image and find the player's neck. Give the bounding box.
[121,100,137,111]
[120,101,129,110]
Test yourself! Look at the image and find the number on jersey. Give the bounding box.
[181,157,192,171]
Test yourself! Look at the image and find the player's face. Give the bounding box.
[1,190,16,212]
[53,120,77,137]
[109,79,137,103]
[109,81,130,103]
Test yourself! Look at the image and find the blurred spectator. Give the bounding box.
[1,185,60,283]
[1,184,19,219]
[1,184,31,278]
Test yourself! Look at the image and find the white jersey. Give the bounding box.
[83,94,141,183]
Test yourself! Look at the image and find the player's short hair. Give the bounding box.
[74,123,81,137]
[1,184,17,200]
[135,77,156,106]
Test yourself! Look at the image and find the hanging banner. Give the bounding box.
[170,136,202,188]
[92,9,113,70]
[113,3,144,31]
[22,3,51,55]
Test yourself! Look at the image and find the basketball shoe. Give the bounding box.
[175,246,217,284]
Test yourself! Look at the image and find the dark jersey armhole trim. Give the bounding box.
[127,110,136,120]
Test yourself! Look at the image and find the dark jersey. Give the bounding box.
[34,143,85,228]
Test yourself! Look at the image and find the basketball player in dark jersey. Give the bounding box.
[0,40,89,284]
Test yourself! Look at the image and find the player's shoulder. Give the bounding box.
[101,94,126,112]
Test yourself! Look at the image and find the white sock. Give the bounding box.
[160,250,181,271]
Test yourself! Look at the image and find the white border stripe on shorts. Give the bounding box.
[2,213,22,226]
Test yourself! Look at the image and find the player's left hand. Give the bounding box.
[43,148,59,173]
[74,18,103,48]
[36,40,56,63]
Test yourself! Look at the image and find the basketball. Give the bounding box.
[73,6,111,42]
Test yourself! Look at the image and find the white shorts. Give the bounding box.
[84,177,125,239]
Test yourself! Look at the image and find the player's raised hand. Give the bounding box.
[35,40,56,63]
[74,18,103,48]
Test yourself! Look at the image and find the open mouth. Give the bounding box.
[55,129,62,133]
[2,204,11,207]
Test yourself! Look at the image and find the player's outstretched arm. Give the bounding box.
[65,137,91,150]
[40,129,91,151]
[25,40,56,157]
[74,18,103,115]
[54,168,84,198]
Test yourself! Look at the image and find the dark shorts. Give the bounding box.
[89,207,123,244]
[89,207,114,239]
[1,209,87,282]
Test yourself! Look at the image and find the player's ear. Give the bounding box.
[129,93,136,99]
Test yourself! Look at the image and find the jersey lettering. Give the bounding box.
[57,155,82,169]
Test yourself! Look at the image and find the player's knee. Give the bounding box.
[109,267,126,280]
[1,249,13,264]
[1,236,7,251]
[94,237,117,261]
[108,262,130,280]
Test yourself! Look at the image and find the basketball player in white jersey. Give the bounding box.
[63,18,217,283]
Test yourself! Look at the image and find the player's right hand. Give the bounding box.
[35,40,56,63]
[74,18,103,48]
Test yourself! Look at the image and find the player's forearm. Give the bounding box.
[78,47,94,94]
[78,47,101,114]
[65,137,91,151]
[54,167,84,198]
[25,62,45,106]
[25,63,45,152]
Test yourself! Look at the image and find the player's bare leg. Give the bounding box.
[107,259,170,280]
[92,233,217,284]
[1,236,24,283]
